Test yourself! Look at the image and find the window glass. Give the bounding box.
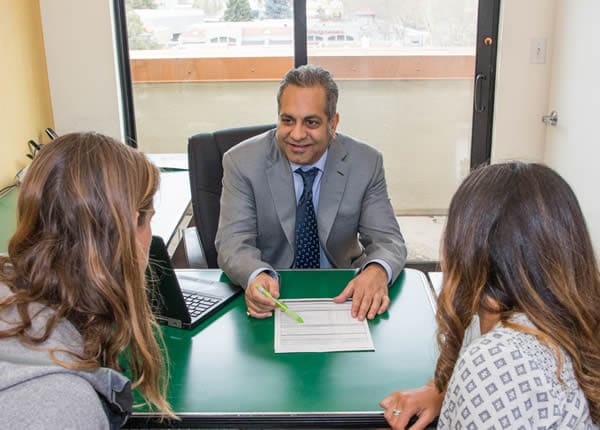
[125,0,479,215]
[126,0,294,152]
[307,0,478,214]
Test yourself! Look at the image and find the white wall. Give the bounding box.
[491,0,556,163]
[543,0,600,256]
[39,0,123,140]
[492,0,600,255]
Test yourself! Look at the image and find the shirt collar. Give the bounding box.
[290,149,328,173]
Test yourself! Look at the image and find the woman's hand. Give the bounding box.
[380,380,444,429]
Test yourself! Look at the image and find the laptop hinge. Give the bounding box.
[165,318,182,328]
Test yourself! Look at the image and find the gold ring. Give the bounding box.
[392,409,402,416]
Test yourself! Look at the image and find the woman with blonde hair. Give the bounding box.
[381,162,600,428]
[0,132,173,428]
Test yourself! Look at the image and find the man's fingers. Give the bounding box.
[245,286,275,313]
[246,301,273,314]
[246,292,274,316]
[333,283,354,303]
[349,283,364,318]
[264,279,280,299]
[367,285,390,319]
[249,287,272,306]
[245,308,273,319]
[366,291,388,319]
[377,294,390,315]
[335,271,390,320]
[367,304,378,320]
[354,288,370,320]
[252,274,280,298]
[358,286,390,320]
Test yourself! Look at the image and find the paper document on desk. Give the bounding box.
[274,299,374,353]
[146,153,188,170]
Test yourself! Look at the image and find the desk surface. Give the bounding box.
[428,271,443,297]
[130,268,438,428]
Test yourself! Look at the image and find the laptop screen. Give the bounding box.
[145,236,242,329]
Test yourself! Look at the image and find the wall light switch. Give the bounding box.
[530,37,547,64]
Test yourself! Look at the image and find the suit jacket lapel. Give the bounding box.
[266,135,296,248]
[319,138,348,240]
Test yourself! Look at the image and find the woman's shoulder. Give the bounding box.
[0,372,109,429]
[461,314,578,394]
[441,314,596,429]
[0,284,84,361]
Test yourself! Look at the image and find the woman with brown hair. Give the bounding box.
[0,132,173,428]
[381,162,600,429]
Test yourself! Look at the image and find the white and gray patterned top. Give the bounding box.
[438,313,598,429]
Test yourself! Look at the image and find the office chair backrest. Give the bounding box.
[187,124,276,268]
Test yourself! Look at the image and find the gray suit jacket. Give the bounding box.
[215,129,406,287]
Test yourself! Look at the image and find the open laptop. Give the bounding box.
[146,236,242,329]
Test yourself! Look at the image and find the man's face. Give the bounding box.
[276,84,339,165]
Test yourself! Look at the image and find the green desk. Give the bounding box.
[128,268,438,428]
[427,271,443,297]
[0,188,18,254]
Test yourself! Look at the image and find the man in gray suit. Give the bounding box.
[216,65,406,321]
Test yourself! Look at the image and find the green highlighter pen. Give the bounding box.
[254,284,304,323]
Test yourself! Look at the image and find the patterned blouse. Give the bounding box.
[438,313,598,429]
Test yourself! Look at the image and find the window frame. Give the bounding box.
[114,0,501,167]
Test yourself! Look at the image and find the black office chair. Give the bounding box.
[185,124,276,268]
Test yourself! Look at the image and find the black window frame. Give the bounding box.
[113,0,137,148]
[470,0,501,168]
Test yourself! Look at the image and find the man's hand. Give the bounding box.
[333,263,389,320]
[379,380,444,430]
[245,272,280,318]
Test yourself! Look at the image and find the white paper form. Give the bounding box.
[274,299,375,353]
[146,153,188,170]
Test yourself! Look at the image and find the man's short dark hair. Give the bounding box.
[277,65,339,120]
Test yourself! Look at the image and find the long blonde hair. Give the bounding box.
[434,162,600,422]
[0,132,173,416]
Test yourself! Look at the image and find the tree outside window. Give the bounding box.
[265,0,291,19]
[224,0,254,22]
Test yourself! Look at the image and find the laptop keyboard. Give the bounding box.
[182,292,220,318]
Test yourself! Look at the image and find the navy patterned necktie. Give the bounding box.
[294,167,320,268]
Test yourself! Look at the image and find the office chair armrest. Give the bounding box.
[182,226,208,268]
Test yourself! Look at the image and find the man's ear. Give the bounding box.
[329,112,340,139]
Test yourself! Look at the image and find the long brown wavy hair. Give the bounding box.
[0,132,173,417]
[434,162,600,422]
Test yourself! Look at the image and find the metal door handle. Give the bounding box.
[474,73,487,113]
[542,110,558,126]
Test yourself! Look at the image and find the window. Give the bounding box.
[115,0,499,216]
[305,0,486,214]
